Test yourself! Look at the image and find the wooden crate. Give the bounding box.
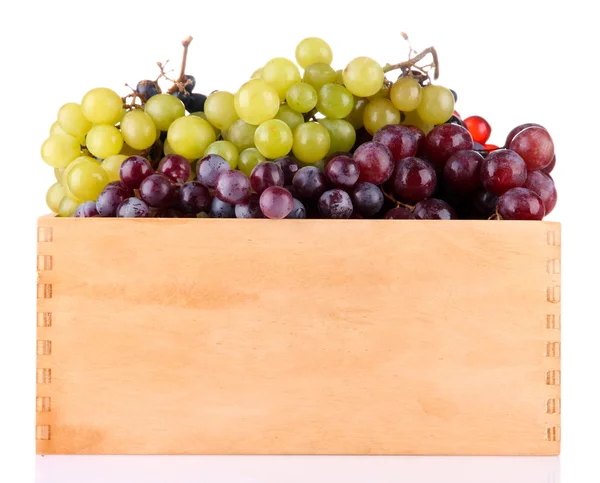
[36,217,561,455]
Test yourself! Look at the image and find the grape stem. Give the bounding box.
[383,46,440,80]
[379,184,415,211]
[167,36,194,94]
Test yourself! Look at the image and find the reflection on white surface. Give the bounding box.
[36,455,559,483]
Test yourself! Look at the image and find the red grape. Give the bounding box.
[350,182,384,217]
[215,170,251,204]
[96,185,130,217]
[405,125,426,156]
[210,197,235,218]
[484,143,499,151]
[424,124,474,166]
[480,149,527,195]
[157,154,191,185]
[250,162,284,194]
[523,170,557,215]
[286,198,307,219]
[292,166,328,200]
[235,193,264,218]
[384,206,415,219]
[139,174,175,208]
[509,126,554,170]
[543,154,556,174]
[178,181,211,214]
[413,199,456,220]
[197,154,231,189]
[318,189,353,219]
[392,157,437,203]
[504,123,544,147]
[443,150,484,193]
[353,141,394,184]
[105,180,133,195]
[497,187,545,220]
[325,154,360,189]
[464,116,491,144]
[74,201,98,217]
[372,124,418,161]
[116,197,151,217]
[274,156,301,184]
[120,156,153,189]
[260,186,294,219]
[472,188,498,217]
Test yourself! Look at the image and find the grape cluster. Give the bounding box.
[41,36,557,220]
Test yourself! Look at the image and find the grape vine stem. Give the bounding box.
[383,46,439,80]
[167,36,193,94]
[379,184,415,211]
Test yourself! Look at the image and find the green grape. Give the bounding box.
[367,83,390,100]
[316,84,354,119]
[120,109,157,150]
[65,158,109,201]
[344,97,367,129]
[225,119,257,151]
[286,82,317,113]
[101,154,128,182]
[46,182,66,213]
[250,67,262,79]
[167,115,216,160]
[54,167,65,183]
[401,110,434,134]
[334,69,344,85]
[318,119,356,155]
[234,79,280,125]
[261,58,301,101]
[204,140,240,169]
[50,121,84,145]
[390,77,422,112]
[254,119,293,159]
[62,156,100,201]
[81,87,123,125]
[204,91,239,131]
[416,85,455,125]
[303,63,337,91]
[57,103,92,139]
[274,104,304,132]
[85,125,123,159]
[41,134,81,168]
[144,94,185,131]
[295,37,333,68]
[238,148,266,177]
[191,111,220,137]
[163,139,174,155]
[363,98,400,135]
[292,122,330,164]
[58,196,79,217]
[342,57,384,97]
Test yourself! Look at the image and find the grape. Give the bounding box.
[480,149,527,195]
[204,140,239,169]
[367,83,391,101]
[353,141,394,184]
[250,162,285,194]
[41,134,81,168]
[262,58,301,101]
[196,154,231,189]
[473,188,498,217]
[50,120,85,145]
[139,174,174,209]
[61,156,98,201]
[372,124,418,161]
[401,109,434,135]
[239,148,266,177]
[119,143,145,156]
[274,156,301,184]
[286,82,318,113]
[254,119,294,159]
[505,123,544,147]
[46,182,66,213]
[316,84,354,119]
[292,122,331,164]
[325,154,359,189]
[96,184,130,217]
[155,208,185,218]
[58,196,79,217]
[260,186,294,219]
[167,115,216,160]
[292,166,327,200]
[363,98,401,135]
[414,199,456,220]
[318,189,353,219]
[183,75,196,93]
[334,69,344,84]
[184,93,207,113]
[54,167,65,183]
[318,119,356,155]
[74,201,99,218]
[205,91,240,131]
[81,88,123,125]
[523,170,557,215]
[390,77,422,112]
[215,170,251,204]
[484,143,500,152]
[144,94,185,131]
[509,126,554,170]
[342,57,384,97]
[344,97,367,129]
[543,154,556,174]
[57,103,92,139]
[303,63,337,91]
[116,197,151,218]
[250,67,262,79]
[384,206,415,219]
[136,80,160,101]
[101,154,128,182]
[416,85,455,125]
[351,182,383,217]
[443,150,484,193]
[191,111,221,137]
[120,109,157,150]
[285,198,307,219]
[178,181,211,214]
[157,154,190,185]
[173,90,191,106]
[65,159,109,201]
[464,116,492,144]
[391,157,437,203]
[295,37,333,68]
[105,180,133,193]
[424,124,474,166]
[274,104,305,132]
[210,197,235,218]
[235,193,264,218]
[234,79,280,125]
[497,187,545,220]
[85,125,124,159]
[225,119,258,151]
[120,155,154,188]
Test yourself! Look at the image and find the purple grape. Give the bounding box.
[424,124,473,166]
[96,185,130,217]
[497,187,545,220]
[215,170,251,204]
[285,198,307,219]
[318,189,353,219]
[373,124,418,162]
[274,156,301,184]
[353,141,394,184]
[120,156,154,188]
[350,182,383,217]
[178,181,211,214]
[139,174,175,208]
[413,199,456,220]
[105,180,133,194]
[250,162,285,194]
[523,170,557,215]
[505,123,544,147]
[543,154,556,174]
[391,157,437,203]
[157,154,191,185]
[235,193,264,218]
[509,126,554,171]
[473,188,498,217]
[325,154,360,189]
[196,154,231,189]
[480,149,527,195]
[443,150,484,193]
[292,166,328,200]
[384,206,415,219]
[405,125,426,156]
[210,197,235,218]
[74,201,99,217]
[259,186,294,219]
[116,197,151,218]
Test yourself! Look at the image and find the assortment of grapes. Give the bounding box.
[41,36,557,220]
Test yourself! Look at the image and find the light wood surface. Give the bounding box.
[36,218,561,455]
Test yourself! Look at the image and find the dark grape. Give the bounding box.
[384,207,415,219]
[139,174,175,208]
[497,187,545,220]
[318,189,353,219]
[413,199,456,220]
[472,189,498,217]
[350,182,384,217]
[184,74,196,93]
[235,193,264,218]
[425,124,473,166]
[197,154,231,189]
[405,125,426,157]
[136,80,160,101]
[450,89,458,102]
[523,170,557,215]
[185,92,207,112]
[543,154,556,174]
[504,123,544,147]
[509,126,554,170]
[372,125,418,161]
[210,197,235,218]
[446,115,466,128]
[480,149,527,195]
[352,127,373,151]
[74,201,98,218]
[443,150,484,193]
[155,208,185,218]
[285,198,307,219]
[250,162,285,194]
[325,154,360,189]
[116,197,151,218]
[464,116,491,144]
[274,156,301,184]
[178,181,211,214]
[157,154,191,185]
[260,186,294,219]
[96,185,130,217]
[215,170,251,204]
[120,156,154,189]
[392,157,437,203]
[292,166,328,200]
[353,141,394,184]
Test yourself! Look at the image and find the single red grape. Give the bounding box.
[504,123,544,147]
[372,124,418,162]
[157,154,191,185]
[523,170,557,215]
[413,198,456,220]
[543,154,556,174]
[509,126,554,170]
[405,125,426,156]
[285,198,307,219]
[350,182,384,217]
[424,124,474,166]
[274,156,301,184]
[74,201,98,217]
[260,186,294,219]
[178,181,211,214]
[215,170,251,204]
[197,154,231,189]
[210,197,235,218]
[497,187,545,220]
[480,149,527,195]
[472,188,498,217]
[318,189,353,219]
[443,150,484,193]
[353,141,394,184]
[392,156,437,203]
[139,174,175,208]
[464,116,492,144]
[116,197,151,218]
[250,162,285,194]
[384,206,415,219]
[325,154,360,189]
[292,166,328,200]
[96,184,130,217]
[120,156,154,189]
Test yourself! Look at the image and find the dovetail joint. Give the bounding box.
[545,341,561,357]
[546,258,560,274]
[547,230,561,246]
[36,368,51,384]
[36,397,51,412]
[36,425,51,441]
[546,398,561,414]
[38,226,53,242]
[37,284,52,299]
[37,340,52,356]
[37,312,52,327]
[546,370,561,386]
[546,426,561,442]
[37,255,53,271]
[546,314,561,329]
[546,285,561,303]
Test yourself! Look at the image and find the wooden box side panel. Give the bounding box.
[36,219,560,455]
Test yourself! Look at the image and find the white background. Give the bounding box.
[0,0,598,481]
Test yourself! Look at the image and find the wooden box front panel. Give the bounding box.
[36,218,561,455]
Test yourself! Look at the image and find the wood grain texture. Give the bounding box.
[36,218,561,455]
